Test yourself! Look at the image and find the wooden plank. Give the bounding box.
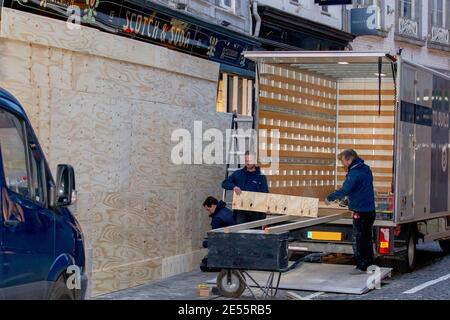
[264,213,344,234]
[260,73,337,95]
[260,84,336,105]
[259,110,336,126]
[259,97,336,116]
[340,100,395,106]
[338,122,395,129]
[269,186,334,199]
[232,191,319,217]
[338,110,395,116]
[339,89,395,95]
[359,154,393,161]
[258,124,336,138]
[337,174,393,182]
[266,137,336,149]
[338,167,392,174]
[260,67,337,86]
[278,150,336,159]
[338,133,394,140]
[338,143,394,151]
[261,164,335,171]
[268,174,335,181]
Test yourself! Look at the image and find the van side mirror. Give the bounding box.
[55,164,76,207]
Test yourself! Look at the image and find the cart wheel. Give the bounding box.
[216,269,245,298]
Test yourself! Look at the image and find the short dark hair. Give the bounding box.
[338,149,358,161]
[245,150,255,157]
[203,196,218,207]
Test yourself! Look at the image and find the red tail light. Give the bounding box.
[379,228,391,255]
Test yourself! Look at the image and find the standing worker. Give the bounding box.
[325,149,376,275]
[222,151,269,224]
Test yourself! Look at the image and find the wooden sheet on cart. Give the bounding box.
[232,191,319,218]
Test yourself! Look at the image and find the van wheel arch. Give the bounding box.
[48,271,79,300]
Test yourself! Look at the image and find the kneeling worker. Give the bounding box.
[200,196,236,271]
[325,149,376,275]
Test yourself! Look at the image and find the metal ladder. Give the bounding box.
[222,112,255,205]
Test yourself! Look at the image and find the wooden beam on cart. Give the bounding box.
[264,213,345,234]
[211,215,299,234]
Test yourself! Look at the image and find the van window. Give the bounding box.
[0,110,30,197]
[29,147,46,205]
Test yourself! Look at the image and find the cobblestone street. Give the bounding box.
[95,241,450,300]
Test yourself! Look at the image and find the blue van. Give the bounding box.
[0,88,87,299]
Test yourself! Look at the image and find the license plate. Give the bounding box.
[306,231,342,241]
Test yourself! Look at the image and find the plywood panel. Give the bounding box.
[232,191,318,217]
[0,8,219,82]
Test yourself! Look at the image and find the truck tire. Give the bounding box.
[395,230,416,273]
[216,269,245,298]
[439,239,450,254]
[48,274,77,300]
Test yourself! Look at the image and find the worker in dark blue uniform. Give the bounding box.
[222,151,269,224]
[326,149,376,275]
[200,196,235,272]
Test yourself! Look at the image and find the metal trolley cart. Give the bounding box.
[207,214,343,298]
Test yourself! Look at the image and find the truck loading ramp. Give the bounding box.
[208,262,392,295]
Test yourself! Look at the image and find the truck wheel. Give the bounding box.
[48,274,77,300]
[438,239,450,254]
[395,230,416,273]
[216,270,245,298]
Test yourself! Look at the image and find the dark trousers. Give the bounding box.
[234,210,267,225]
[352,211,376,271]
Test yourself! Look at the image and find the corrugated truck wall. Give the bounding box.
[337,78,395,194]
[258,63,338,200]
[0,8,230,297]
[256,63,395,203]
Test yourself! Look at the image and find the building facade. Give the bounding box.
[346,0,450,71]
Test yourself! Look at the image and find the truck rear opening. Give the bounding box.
[246,52,396,222]
[242,52,398,260]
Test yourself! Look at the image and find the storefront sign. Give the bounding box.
[350,7,380,35]
[314,0,353,5]
[3,0,255,69]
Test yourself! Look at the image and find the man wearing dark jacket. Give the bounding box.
[326,149,376,275]
[202,196,236,248]
[222,151,269,224]
[200,196,235,272]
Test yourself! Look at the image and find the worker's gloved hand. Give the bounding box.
[233,186,242,195]
[324,198,331,206]
[339,198,349,207]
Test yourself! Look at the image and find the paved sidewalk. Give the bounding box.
[94,241,450,300]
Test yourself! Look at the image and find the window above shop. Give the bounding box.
[219,0,236,13]
[428,0,450,48]
[395,0,425,45]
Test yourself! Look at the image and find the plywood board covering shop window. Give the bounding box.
[232,191,319,217]
[257,63,337,200]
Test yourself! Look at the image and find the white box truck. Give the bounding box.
[243,51,450,272]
